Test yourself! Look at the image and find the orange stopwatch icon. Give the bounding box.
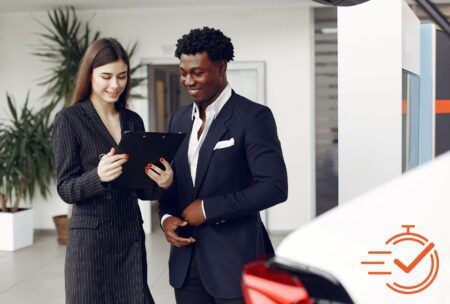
[361,225,439,294]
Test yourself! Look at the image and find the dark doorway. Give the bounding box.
[146,64,191,132]
[146,64,192,231]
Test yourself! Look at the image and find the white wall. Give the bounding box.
[0,5,314,231]
[338,0,420,203]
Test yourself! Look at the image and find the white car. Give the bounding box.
[242,153,450,304]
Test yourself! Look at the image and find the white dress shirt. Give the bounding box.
[161,84,232,226]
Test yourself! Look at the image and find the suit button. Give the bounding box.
[132,241,139,247]
[221,220,226,224]
[109,247,115,254]
[108,221,113,226]
[215,222,220,225]
[106,193,112,200]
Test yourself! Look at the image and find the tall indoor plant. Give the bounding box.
[33,6,144,106]
[0,94,56,251]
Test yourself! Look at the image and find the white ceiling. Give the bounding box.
[0,0,319,13]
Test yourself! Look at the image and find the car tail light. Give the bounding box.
[242,260,313,304]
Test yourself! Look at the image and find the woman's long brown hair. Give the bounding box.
[71,38,131,110]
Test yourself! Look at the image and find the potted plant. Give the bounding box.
[32,7,144,243]
[0,94,56,251]
[33,6,144,106]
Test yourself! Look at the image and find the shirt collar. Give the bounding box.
[191,84,232,120]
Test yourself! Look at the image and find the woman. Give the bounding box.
[52,38,171,304]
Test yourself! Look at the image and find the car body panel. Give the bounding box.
[277,153,450,303]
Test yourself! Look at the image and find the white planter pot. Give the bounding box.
[0,208,34,251]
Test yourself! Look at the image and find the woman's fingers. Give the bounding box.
[100,155,127,171]
[105,167,123,181]
[147,158,172,174]
[142,159,173,189]
[147,164,163,175]
[107,147,116,156]
[104,154,128,164]
[108,165,123,176]
[145,167,161,182]
[101,165,123,181]
[160,158,172,171]
[108,157,128,170]
[97,150,127,182]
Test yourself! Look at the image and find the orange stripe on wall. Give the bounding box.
[436,100,450,114]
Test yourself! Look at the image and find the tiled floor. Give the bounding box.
[0,229,286,304]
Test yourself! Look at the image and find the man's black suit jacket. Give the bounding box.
[159,91,288,298]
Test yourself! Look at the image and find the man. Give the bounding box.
[159,27,288,304]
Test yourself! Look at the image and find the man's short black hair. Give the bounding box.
[175,27,234,62]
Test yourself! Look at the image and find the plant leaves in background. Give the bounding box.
[33,6,145,107]
[0,93,57,211]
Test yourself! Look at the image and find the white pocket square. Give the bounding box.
[214,138,235,150]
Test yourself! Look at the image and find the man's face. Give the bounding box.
[179,52,226,106]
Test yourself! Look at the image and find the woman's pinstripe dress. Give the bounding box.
[52,100,160,304]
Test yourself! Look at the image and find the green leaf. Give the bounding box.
[0,93,56,209]
[33,6,145,107]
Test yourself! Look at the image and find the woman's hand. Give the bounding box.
[97,148,129,182]
[145,158,173,189]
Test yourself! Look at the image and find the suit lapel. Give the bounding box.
[119,110,135,133]
[193,95,235,197]
[80,100,120,149]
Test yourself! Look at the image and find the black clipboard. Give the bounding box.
[110,132,186,189]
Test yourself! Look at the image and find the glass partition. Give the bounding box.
[402,70,420,172]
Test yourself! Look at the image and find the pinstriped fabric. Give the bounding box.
[52,100,158,304]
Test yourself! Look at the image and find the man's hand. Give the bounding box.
[182,199,206,226]
[162,216,195,248]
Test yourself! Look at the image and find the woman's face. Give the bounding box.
[91,59,128,104]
